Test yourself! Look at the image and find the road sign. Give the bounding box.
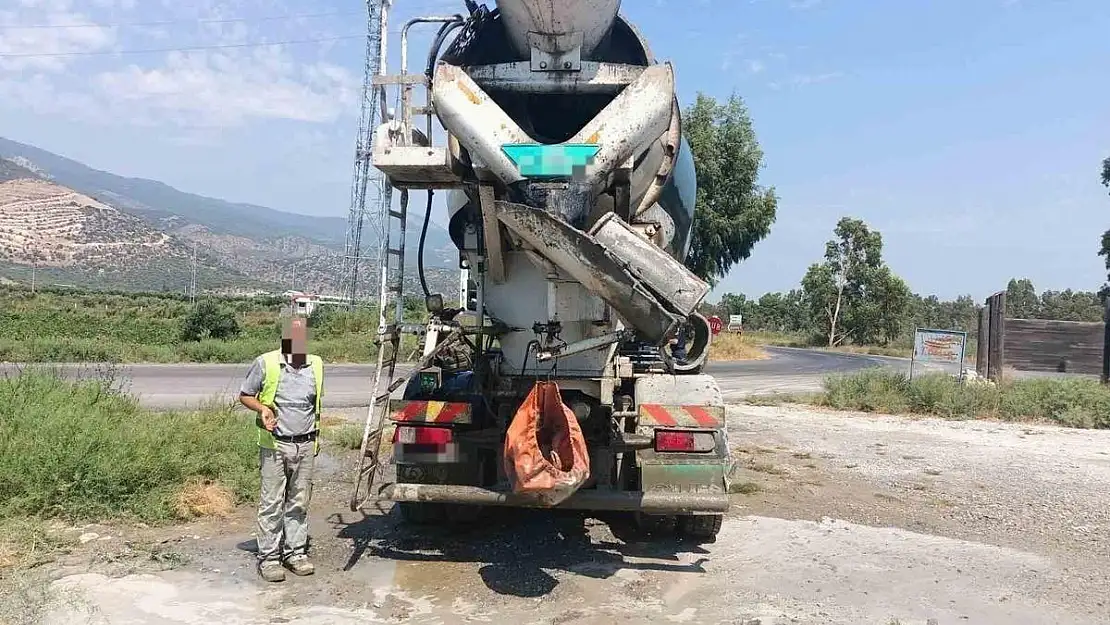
[728,314,743,332]
[708,316,723,335]
[911,328,968,381]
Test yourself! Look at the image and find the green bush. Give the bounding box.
[0,287,421,364]
[177,338,270,363]
[823,369,910,414]
[817,369,1110,428]
[181,300,241,342]
[0,371,258,522]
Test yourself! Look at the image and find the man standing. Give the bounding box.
[239,316,324,582]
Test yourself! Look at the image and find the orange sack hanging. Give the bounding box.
[503,381,590,506]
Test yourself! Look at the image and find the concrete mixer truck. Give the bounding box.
[350,0,731,541]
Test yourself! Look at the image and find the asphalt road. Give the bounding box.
[708,346,904,399]
[1,346,907,409]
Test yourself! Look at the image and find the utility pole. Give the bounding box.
[343,0,391,309]
[190,241,198,303]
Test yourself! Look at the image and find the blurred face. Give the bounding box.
[281,318,308,358]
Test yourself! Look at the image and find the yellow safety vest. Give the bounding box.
[255,350,324,451]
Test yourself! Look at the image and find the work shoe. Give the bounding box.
[284,554,315,576]
[259,559,285,582]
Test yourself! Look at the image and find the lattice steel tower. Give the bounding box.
[343,0,393,306]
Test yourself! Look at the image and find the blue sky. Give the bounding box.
[1,0,1107,300]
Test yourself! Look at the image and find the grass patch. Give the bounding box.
[0,370,259,524]
[728,481,762,495]
[813,369,1110,428]
[324,424,366,451]
[0,519,72,572]
[708,333,768,361]
[0,287,423,364]
[743,391,819,406]
[749,461,786,475]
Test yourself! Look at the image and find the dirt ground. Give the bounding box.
[5,404,1110,625]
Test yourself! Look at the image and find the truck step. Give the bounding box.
[372,146,462,189]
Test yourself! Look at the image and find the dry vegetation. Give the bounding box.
[709,332,769,361]
[0,179,185,268]
[173,480,236,520]
[0,174,456,297]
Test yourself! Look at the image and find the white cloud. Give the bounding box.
[0,72,109,122]
[0,1,116,73]
[0,0,360,128]
[746,59,766,74]
[96,48,357,126]
[768,71,845,90]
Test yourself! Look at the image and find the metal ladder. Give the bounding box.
[347,183,476,510]
[349,186,408,511]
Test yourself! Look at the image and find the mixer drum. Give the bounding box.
[494,0,622,59]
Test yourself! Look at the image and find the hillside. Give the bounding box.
[0,178,181,266]
[0,159,39,183]
[0,137,459,296]
[0,169,268,292]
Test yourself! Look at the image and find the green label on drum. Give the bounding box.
[501,144,600,178]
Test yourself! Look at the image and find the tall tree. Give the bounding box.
[1006,278,1040,319]
[1100,231,1109,301]
[1100,157,1109,298]
[1038,289,1105,322]
[683,93,778,284]
[801,217,910,346]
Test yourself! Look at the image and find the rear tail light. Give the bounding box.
[393,425,453,446]
[654,430,715,453]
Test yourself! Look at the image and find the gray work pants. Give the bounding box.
[256,440,315,562]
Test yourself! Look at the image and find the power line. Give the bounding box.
[0,34,364,58]
[1,9,362,30]
[1,1,466,31]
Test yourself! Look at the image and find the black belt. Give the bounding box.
[273,431,318,444]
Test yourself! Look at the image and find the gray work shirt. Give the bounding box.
[240,354,320,437]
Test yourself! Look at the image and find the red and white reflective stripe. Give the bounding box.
[638,404,723,429]
[390,400,471,424]
[681,405,721,428]
[641,403,678,427]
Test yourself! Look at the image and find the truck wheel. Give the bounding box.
[443,503,484,526]
[397,501,445,525]
[677,514,723,542]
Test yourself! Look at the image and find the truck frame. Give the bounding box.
[349,0,731,541]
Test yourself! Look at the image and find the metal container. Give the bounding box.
[494,0,622,58]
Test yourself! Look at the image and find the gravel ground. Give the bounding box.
[7,404,1110,625]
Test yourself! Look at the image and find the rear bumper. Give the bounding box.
[378,483,730,514]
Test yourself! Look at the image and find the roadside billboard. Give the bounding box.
[911,328,968,380]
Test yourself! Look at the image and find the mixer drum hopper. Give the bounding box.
[494,0,622,59]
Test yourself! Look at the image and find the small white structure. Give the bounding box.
[727,314,743,333]
[289,291,349,317]
[292,294,318,317]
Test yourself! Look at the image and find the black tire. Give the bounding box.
[633,513,678,536]
[397,501,445,524]
[443,503,484,526]
[677,514,723,542]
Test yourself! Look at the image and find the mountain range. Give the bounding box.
[0,137,458,298]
